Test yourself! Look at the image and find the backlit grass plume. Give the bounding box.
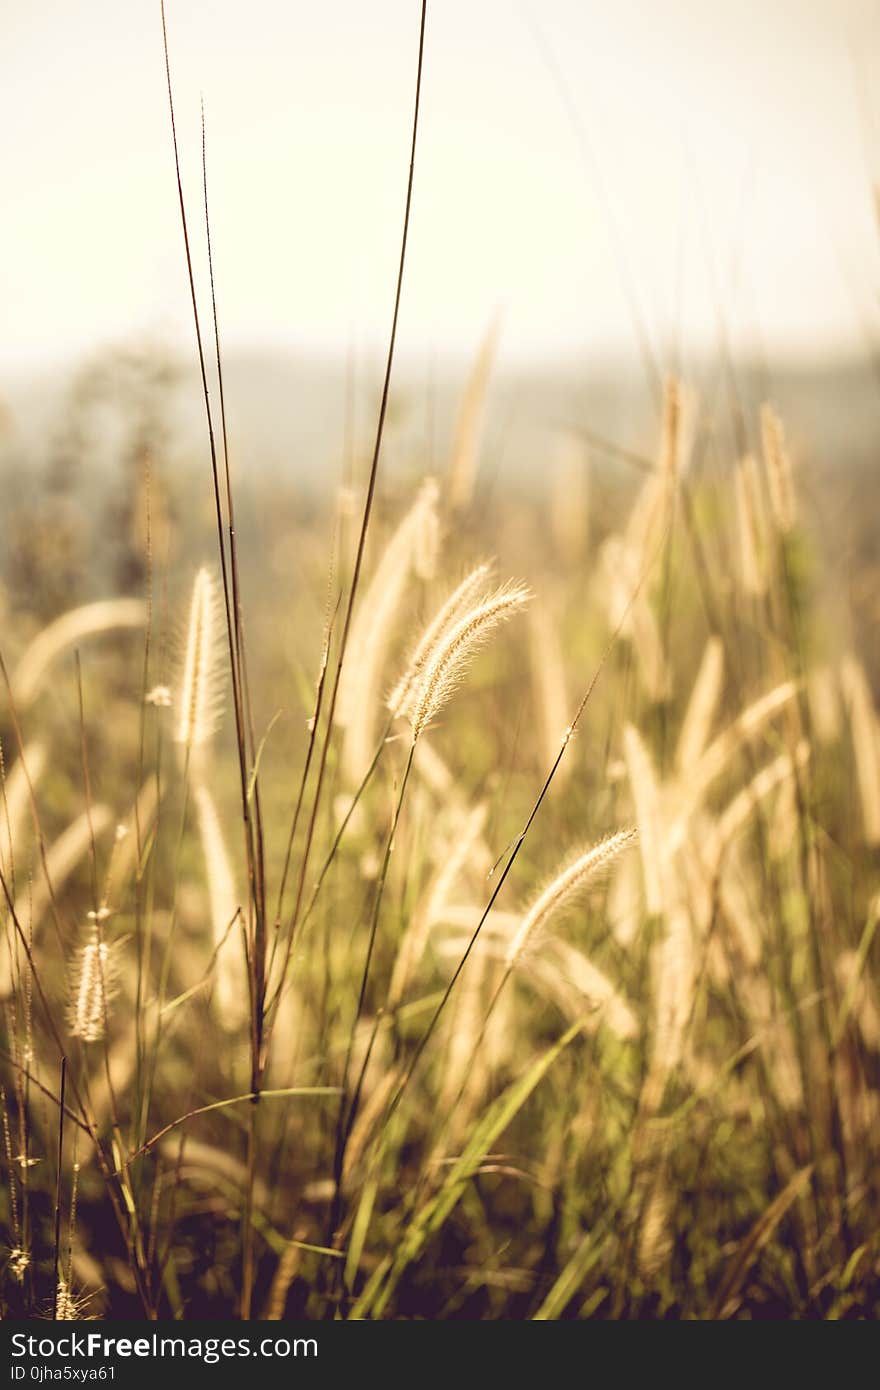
[504,828,638,968]
[388,562,492,720]
[408,581,531,740]
[69,919,116,1044]
[175,567,224,753]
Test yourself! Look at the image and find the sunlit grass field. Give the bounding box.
[2,344,879,1320]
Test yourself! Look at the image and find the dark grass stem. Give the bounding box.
[327,742,417,1263]
[51,1057,66,1321]
[278,0,429,975]
[264,714,395,1036]
[160,2,266,1314]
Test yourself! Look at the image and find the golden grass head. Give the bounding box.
[504,827,638,968]
[51,1276,93,1321]
[387,561,493,720]
[408,581,531,740]
[175,566,224,752]
[676,636,724,774]
[69,918,117,1044]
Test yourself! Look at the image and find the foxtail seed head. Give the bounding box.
[409,582,530,739]
[388,562,493,719]
[69,926,117,1043]
[504,828,638,968]
[176,567,224,752]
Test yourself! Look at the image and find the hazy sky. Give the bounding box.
[4,1,879,377]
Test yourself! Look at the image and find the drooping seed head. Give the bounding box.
[409,582,531,740]
[504,827,638,968]
[387,562,493,719]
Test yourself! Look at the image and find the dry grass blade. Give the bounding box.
[761,403,797,535]
[676,636,724,773]
[840,655,880,846]
[194,783,246,1032]
[709,1165,813,1318]
[69,925,117,1044]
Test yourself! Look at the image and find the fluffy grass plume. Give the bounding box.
[623,723,666,915]
[409,581,531,739]
[504,828,638,968]
[69,922,116,1044]
[388,561,492,719]
[175,567,224,753]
